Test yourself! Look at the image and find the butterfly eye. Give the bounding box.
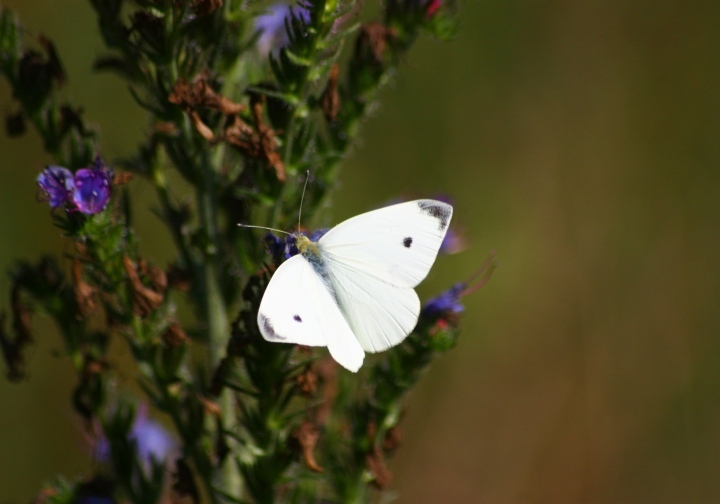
[403,237,413,248]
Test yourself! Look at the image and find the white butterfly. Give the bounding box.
[256,199,453,372]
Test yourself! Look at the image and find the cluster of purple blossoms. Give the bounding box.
[36,157,112,214]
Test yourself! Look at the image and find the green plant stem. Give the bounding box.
[197,152,241,499]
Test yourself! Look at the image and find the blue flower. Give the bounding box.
[36,166,75,208]
[95,405,176,468]
[264,232,286,258]
[132,412,175,465]
[422,283,465,317]
[72,157,112,214]
[255,3,311,55]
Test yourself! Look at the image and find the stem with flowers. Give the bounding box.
[0,1,492,503]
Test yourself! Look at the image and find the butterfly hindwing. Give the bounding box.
[257,255,365,371]
[318,199,452,288]
[324,258,421,353]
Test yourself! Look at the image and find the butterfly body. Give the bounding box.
[257,199,453,372]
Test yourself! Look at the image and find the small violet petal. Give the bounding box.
[94,407,175,467]
[255,3,311,55]
[72,163,112,215]
[132,415,176,464]
[37,166,75,208]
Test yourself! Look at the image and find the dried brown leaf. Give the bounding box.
[321,63,340,122]
[123,256,164,316]
[293,420,324,473]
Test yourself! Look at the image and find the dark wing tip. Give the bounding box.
[417,200,453,231]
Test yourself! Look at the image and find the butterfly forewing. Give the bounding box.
[257,255,365,371]
[318,199,453,288]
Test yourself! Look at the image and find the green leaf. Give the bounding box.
[283,49,313,68]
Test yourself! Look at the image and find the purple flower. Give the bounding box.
[255,3,311,55]
[36,157,113,214]
[72,157,112,214]
[422,283,466,318]
[95,405,176,468]
[36,166,75,208]
[132,412,175,465]
[264,233,286,258]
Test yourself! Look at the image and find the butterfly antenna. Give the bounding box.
[298,170,310,230]
[237,223,293,236]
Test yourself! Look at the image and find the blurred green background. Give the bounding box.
[2,0,720,502]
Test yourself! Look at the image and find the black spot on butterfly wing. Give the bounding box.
[403,237,413,248]
[417,200,451,231]
[259,314,286,340]
[293,314,302,322]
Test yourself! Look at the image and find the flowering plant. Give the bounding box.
[0,1,488,502]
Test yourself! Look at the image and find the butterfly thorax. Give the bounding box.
[296,233,332,283]
[295,234,320,257]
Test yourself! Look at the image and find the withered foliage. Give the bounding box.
[162,321,188,348]
[169,71,245,115]
[295,363,319,397]
[365,422,393,489]
[37,34,66,86]
[321,63,341,122]
[292,420,324,473]
[73,260,97,318]
[355,23,395,66]
[169,72,285,181]
[122,256,165,316]
[289,357,341,473]
[112,171,134,185]
[166,263,192,292]
[383,425,402,453]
